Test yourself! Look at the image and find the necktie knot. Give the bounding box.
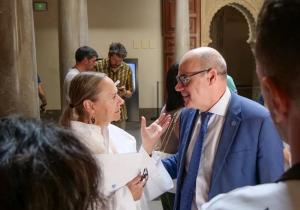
[200,112,212,130]
[200,111,212,119]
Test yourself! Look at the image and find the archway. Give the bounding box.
[209,5,256,99]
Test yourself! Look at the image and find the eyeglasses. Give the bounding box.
[176,68,212,86]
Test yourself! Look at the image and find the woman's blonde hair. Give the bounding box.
[60,72,106,128]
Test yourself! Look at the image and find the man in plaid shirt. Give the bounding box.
[95,42,133,129]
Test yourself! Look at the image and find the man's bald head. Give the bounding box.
[180,47,227,78]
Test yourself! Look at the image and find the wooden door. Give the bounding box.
[162,0,201,75]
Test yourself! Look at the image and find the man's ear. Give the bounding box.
[208,68,218,85]
[261,76,289,122]
[82,57,89,65]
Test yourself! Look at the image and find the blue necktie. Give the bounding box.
[179,112,212,210]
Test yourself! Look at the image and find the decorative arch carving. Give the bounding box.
[201,0,261,48]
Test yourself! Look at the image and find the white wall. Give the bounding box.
[34,0,60,110]
[34,0,163,110]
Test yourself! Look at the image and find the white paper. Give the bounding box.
[95,153,144,195]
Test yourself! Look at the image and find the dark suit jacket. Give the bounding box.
[162,93,284,209]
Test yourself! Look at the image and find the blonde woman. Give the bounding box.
[60,72,173,210]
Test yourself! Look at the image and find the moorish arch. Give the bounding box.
[201,0,264,99]
[201,0,263,49]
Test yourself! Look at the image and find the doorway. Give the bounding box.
[209,6,256,99]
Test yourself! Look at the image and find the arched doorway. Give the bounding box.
[209,5,256,99]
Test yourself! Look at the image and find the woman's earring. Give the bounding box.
[91,116,95,124]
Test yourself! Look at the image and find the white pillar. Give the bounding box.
[175,0,190,61]
[58,0,88,109]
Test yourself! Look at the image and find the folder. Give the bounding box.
[95,150,174,200]
[95,153,144,195]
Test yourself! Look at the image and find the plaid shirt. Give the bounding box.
[95,58,133,121]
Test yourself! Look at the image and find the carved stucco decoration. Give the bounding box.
[201,0,264,48]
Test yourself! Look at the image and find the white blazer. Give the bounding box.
[70,121,173,210]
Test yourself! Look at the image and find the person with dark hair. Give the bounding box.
[60,72,173,210]
[201,0,300,209]
[37,74,47,112]
[0,115,106,210]
[157,63,184,155]
[63,46,99,105]
[156,63,184,210]
[95,42,133,129]
[164,63,185,113]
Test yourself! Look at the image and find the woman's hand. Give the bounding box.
[141,113,171,154]
[127,175,146,201]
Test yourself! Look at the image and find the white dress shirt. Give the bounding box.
[185,87,231,209]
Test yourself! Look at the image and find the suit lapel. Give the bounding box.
[174,109,199,210]
[176,109,198,192]
[209,94,242,194]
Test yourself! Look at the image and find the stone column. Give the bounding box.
[0,0,39,118]
[58,0,88,109]
[175,0,190,61]
[248,40,260,99]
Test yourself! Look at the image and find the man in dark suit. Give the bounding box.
[161,47,284,210]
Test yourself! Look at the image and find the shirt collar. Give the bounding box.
[71,120,100,130]
[207,87,231,116]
